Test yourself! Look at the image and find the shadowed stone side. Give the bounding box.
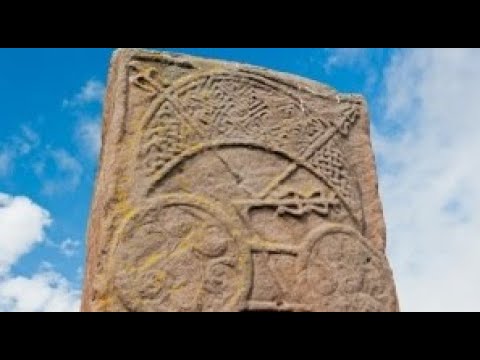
[81,49,399,312]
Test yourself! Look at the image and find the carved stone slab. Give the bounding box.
[81,49,399,312]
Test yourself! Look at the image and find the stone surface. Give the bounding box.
[81,49,399,312]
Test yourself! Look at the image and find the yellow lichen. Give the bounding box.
[95,294,114,311]
[169,236,194,259]
[171,279,187,291]
[154,270,167,286]
[138,252,167,272]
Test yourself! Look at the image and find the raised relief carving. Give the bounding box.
[112,194,249,312]
[112,197,394,311]
[129,61,168,94]
[82,50,398,312]
[239,189,340,218]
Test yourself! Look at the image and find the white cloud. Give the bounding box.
[323,48,382,92]
[64,79,104,159]
[76,266,84,282]
[0,148,13,176]
[0,270,80,312]
[59,238,80,258]
[51,149,82,175]
[0,126,40,177]
[42,149,83,195]
[375,48,480,311]
[63,79,105,108]
[76,119,101,157]
[12,126,40,156]
[32,160,45,177]
[324,48,367,72]
[21,125,40,144]
[0,193,52,273]
[0,193,80,312]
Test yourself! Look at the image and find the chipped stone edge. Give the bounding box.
[81,49,128,311]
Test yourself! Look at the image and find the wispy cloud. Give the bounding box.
[12,125,41,156]
[0,126,40,177]
[63,79,105,108]
[0,126,85,195]
[32,160,46,177]
[63,79,104,159]
[59,238,80,258]
[324,48,368,72]
[323,48,385,92]
[41,149,83,195]
[375,48,480,311]
[0,193,80,312]
[75,118,101,158]
[0,148,13,176]
[76,266,84,283]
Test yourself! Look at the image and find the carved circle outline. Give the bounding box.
[111,193,252,312]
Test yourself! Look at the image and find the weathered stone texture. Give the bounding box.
[81,49,399,312]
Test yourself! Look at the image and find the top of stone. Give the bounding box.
[111,48,365,106]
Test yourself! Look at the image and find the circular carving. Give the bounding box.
[297,224,398,312]
[112,194,250,312]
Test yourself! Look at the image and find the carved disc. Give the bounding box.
[112,194,250,312]
[296,224,398,312]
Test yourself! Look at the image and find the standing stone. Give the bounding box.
[81,49,399,312]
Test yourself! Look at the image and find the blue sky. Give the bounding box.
[1,48,479,312]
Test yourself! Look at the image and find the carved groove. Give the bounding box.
[84,50,398,313]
